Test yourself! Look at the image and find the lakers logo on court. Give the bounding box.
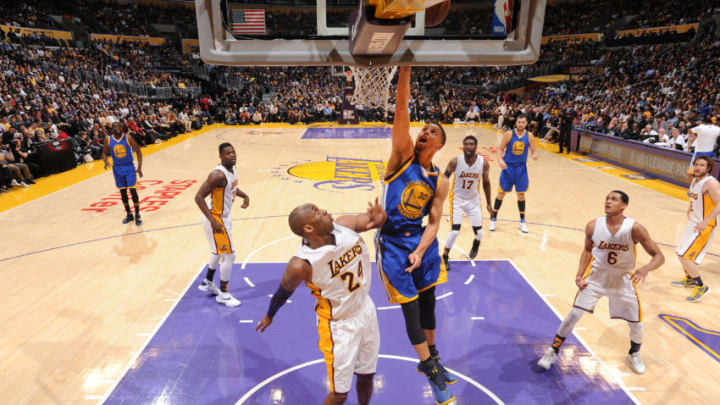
[398,181,433,219]
[283,156,386,192]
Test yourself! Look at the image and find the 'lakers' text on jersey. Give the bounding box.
[295,223,372,320]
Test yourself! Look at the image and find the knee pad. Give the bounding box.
[451,224,461,231]
[208,253,221,269]
[472,226,483,241]
[400,300,426,345]
[219,253,235,281]
[629,322,643,343]
[445,230,460,250]
[418,287,436,330]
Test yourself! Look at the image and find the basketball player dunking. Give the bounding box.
[256,200,386,405]
[103,122,143,225]
[491,114,538,233]
[673,155,720,302]
[538,191,664,374]
[194,142,250,307]
[442,134,492,270]
[375,66,455,405]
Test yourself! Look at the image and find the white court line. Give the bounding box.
[377,305,401,310]
[436,291,454,300]
[238,320,254,324]
[243,277,255,288]
[471,316,485,320]
[464,274,475,285]
[627,387,646,392]
[100,264,207,404]
[507,259,641,405]
[235,354,504,405]
[540,230,548,252]
[241,235,295,269]
[451,245,475,266]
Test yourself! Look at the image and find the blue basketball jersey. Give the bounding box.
[503,129,529,164]
[381,156,440,233]
[109,134,134,167]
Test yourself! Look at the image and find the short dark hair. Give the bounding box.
[428,121,446,145]
[611,190,629,204]
[516,114,528,121]
[694,155,714,172]
[218,142,233,154]
[463,135,478,145]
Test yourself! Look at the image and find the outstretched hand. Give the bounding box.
[365,197,386,230]
[255,315,273,333]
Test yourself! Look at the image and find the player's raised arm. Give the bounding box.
[256,257,311,333]
[443,157,458,179]
[631,222,665,285]
[387,66,414,176]
[481,158,493,213]
[335,198,387,233]
[496,130,511,170]
[575,220,595,289]
[406,175,449,273]
[127,133,143,177]
[194,170,226,233]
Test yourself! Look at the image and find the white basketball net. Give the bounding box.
[349,65,398,110]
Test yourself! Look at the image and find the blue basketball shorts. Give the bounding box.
[499,162,529,193]
[113,164,137,189]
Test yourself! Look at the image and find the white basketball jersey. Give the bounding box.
[688,176,716,224]
[294,223,371,321]
[591,216,636,274]
[691,124,720,152]
[452,155,484,200]
[208,164,237,220]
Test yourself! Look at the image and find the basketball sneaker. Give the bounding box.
[627,352,646,374]
[198,279,221,295]
[430,347,457,384]
[417,360,455,405]
[489,218,497,231]
[687,285,709,302]
[442,254,450,271]
[671,276,694,287]
[122,213,134,224]
[216,291,241,307]
[519,220,529,233]
[537,347,557,370]
[135,214,142,226]
[469,239,480,259]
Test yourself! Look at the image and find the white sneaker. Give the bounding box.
[21,182,29,188]
[489,219,497,231]
[198,279,220,295]
[10,179,21,187]
[627,353,645,374]
[537,347,557,370]
[216,291,241,307]
[519,221,529,233]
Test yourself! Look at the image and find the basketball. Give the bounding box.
[425,0,451,27]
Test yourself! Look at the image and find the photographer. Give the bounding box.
[10,133,42,178]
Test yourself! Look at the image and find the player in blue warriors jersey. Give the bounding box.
[103,122,143,225]
[376,66,455,405]
[491,114,538,233]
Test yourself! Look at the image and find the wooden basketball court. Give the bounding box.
[1,123,717,404]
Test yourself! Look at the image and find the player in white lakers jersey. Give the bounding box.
[673,155,720,302]
[256,199,386,405]
[194,143,250,307]
[442,134,492,269]
[538,191,664,374]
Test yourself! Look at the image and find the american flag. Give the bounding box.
[230,9,266,35]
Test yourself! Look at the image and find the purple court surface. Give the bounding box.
[301,127,391,139]
[105,260,635,404]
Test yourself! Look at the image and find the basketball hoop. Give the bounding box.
[349,65,398,110]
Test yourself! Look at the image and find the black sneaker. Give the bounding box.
[442,254,450,271]
[430,347,458,384]
[135,215,143,226]
[469,239,480,259]
[122,213,134,224]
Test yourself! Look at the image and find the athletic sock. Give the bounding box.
[551,334,566,354]
[629,341,642,355]
[206,268,216,282]
[520,213,525,221]
[693,276,704,286]
[220,280,229,292]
